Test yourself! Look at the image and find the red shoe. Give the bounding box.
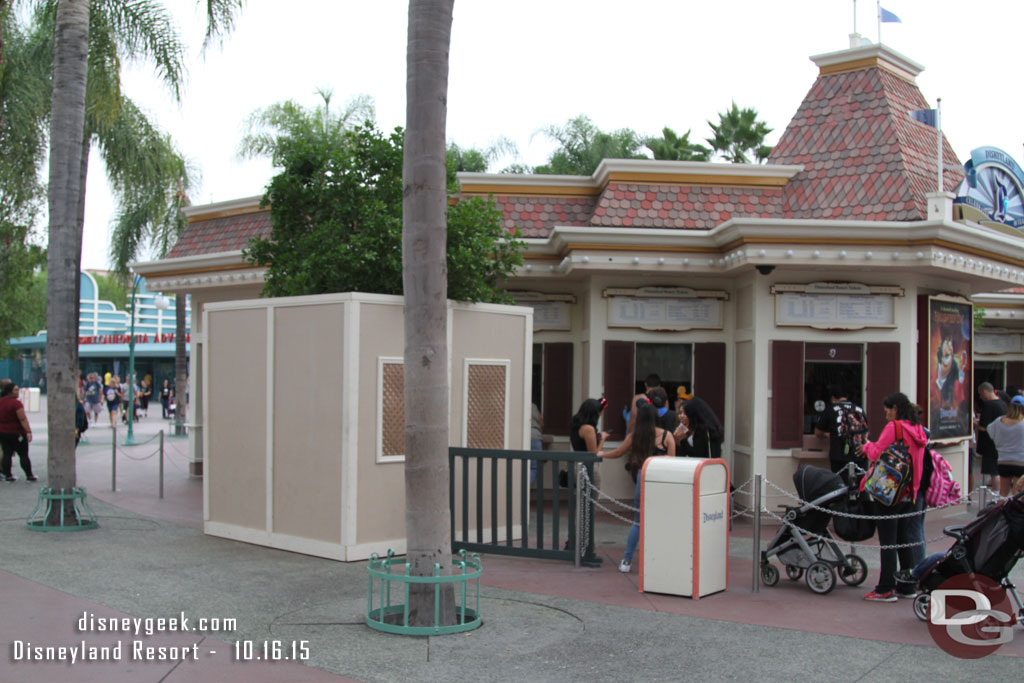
[863,590,897,602]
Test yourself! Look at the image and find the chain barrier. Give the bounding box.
[759,506,950,551]
[762,478,983,519]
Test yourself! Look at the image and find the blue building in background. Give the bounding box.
[6,271,191,392]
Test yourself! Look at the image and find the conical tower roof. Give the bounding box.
[768,44,963,221]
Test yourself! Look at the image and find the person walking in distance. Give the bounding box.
[975,382,1006,492]
[0,380,37,482]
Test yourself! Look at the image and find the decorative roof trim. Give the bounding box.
[458,160,803,197]
[811,43,924,81]
[183,195,264,222]
[131,250,248,277]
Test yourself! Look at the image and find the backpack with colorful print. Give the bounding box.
[836,401,869,458]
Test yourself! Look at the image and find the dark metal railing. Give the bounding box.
[448,448,600,566]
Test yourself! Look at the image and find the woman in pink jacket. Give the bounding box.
[857,392,928,602]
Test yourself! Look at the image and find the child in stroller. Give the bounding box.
[906,490,1024,623]
[761,464,869,594]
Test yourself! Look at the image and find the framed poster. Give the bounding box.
[927,297,973,440]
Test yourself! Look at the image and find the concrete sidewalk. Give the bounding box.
[0,397,1020,681]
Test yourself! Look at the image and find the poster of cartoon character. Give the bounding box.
[928,298,973,439]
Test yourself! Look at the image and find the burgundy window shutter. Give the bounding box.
[865,342,900,441]
[603,341,635,440]
[694,342,726,428]
[542,343,573,436]
[770,340,803,448]
[1007,361,1024,391]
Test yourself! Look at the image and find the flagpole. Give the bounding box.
[853,0,858,35]
[876,0,881,43]
[936,98,943,192]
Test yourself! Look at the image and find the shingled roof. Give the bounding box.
[168,202,271,259]
[768,44,964,221]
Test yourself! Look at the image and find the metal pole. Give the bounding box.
[159,430,165,499]
[574,463,582,568]
[111,426,117,492]
[980,485,989,511]
[752,473,762,593]
[123,275,140,446]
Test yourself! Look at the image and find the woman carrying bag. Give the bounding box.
[857,392,928,602]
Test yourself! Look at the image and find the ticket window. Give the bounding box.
[532,342,573,436]
[802,343,863,435]
[634,343,693,411]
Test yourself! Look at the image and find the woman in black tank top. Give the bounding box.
[597,398,675,573]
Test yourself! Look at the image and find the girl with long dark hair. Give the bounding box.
[674,397,723,459]
[598,398,675,573]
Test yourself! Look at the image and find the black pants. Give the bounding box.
[0,433,33,478]
[874,500,916,593]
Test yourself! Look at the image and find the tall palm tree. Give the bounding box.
[42,0,241,516]
[645,126,711,162]
[403,0,456,625]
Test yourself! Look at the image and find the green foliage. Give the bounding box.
[645,126,710,161]
[533,115,646,175]
[242,96,522,303]
[92,272,129,311]
[706,101,773,164]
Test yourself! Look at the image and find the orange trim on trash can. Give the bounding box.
[691,458,730,600]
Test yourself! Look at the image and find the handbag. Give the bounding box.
[862,421,913,507]
[833,491,877,542]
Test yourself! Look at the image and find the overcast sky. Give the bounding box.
[76,0,1024,271]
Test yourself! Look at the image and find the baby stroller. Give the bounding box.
[909,491,1024,622]
[760,465,869,594]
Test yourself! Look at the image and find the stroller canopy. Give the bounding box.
[794,465,846,504]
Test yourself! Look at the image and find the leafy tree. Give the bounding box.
[242,98,522,303]
[533,115,646,175]
[706,101,773,163]
[645,126,710,161]
[91,271,128,310]
[0,6,49,357]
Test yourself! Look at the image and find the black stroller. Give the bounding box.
[909,491,1024,622]
[760,465,869,594]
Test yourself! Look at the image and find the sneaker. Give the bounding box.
[863,590,897,602]
[26,476,38,482]
[5,476,17,482]
[618,559,631,573]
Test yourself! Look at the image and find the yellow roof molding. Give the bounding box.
[811,43,923,82]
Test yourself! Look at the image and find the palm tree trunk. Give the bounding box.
[45,0,90,511]
[402,0,455,627]
[174,294,186,436]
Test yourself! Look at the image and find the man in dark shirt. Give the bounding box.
[975,382,1006,489]
[814,384,868,476]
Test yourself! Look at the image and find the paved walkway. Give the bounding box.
[0,398,1020,681]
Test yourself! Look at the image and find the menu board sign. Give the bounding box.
[606,293,724,330]
[772,283,902,329]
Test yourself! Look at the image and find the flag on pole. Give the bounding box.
[910,109,938,128]
[880,7,902,23]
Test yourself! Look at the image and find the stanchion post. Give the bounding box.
[752,473,762,593]
[159,430,165,499]
[574,463,582,569]
[980,485,989,511]
[111,425,117,492]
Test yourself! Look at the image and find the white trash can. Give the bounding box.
[638,456,730,598]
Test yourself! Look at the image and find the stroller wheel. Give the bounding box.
[913,593,930,622]
[805,561,836,594]
[760,564,780,587]
[785,565,804,581]
[838,554,868,587]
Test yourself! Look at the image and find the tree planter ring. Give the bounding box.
[27,487,99,532]
[366,549,482,635]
